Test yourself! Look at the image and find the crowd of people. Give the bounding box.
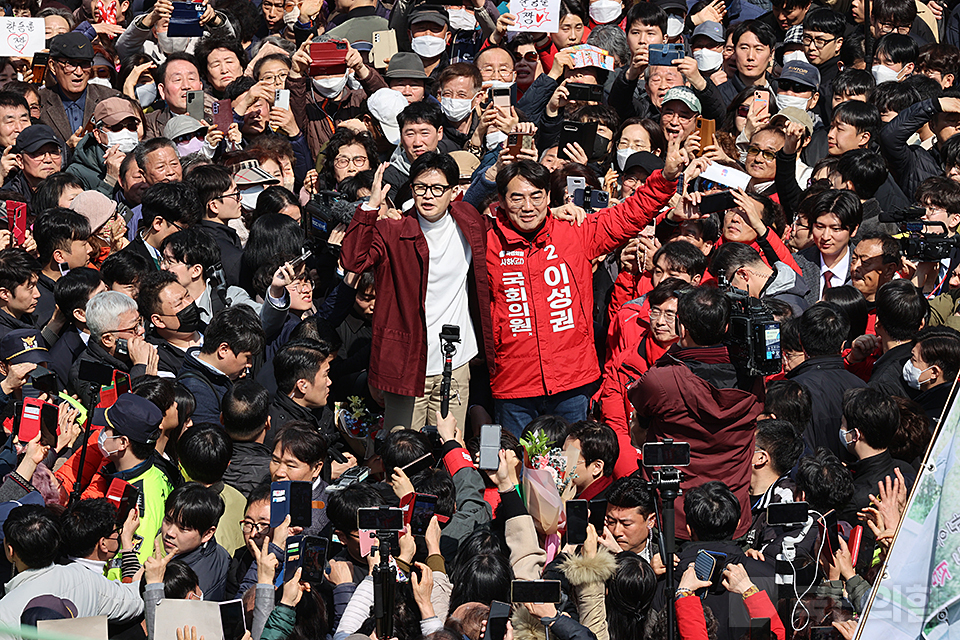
[0,0,950,637]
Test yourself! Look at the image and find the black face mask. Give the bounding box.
[175,302,202,333]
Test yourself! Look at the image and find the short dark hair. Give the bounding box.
[916,176,960,216]
[606,476,656,516]
[810,189,863,231]
[875,33,920,66]
[137,270,180,319]
[157,52,200,87]
[876,280,929,341]
[178,422,233,484]
[437,62,482,92]
[842,387,899,450]
[708,241,764,282]
[397,100,443,131]
[4,505,61,569]
[918,43,960,83]
[0,248,39,293]
[678,286,729,346]
[755,419,804,476]
[59,498,117,558]
[648,277,692,307]
[520,415,570,449]
[140,181,202,229]
[943,130,960,170]
[221,379,270,441]
[625,2,666,34]
[164,482,224,532]
[326,482,385,533]
[412,468,456,519]
[162,227,220,273]
[794,449,855,513]
[684,481,740,541]
[872,82,922,116]
[382,428,433,474]
[799,302,849,356]
[802,6,846,37]
[914,325,960,382]
[409,151,460,189]
[200,305,265,356]
[32,173,83,215]
[831,101,881,142]
[836,150,888,199]
[274,339,332,396]
[54,267,103,321]
[187,164,234,213]
[564,420,618,478]
[654,240,708,278]
[496,160,550,198]
[831,68,876,100]
[193,35,248,84]
[874,0,916,30]
[133,375,176,415]
[274,420,328,468]
[763,379,812,434]
[100,250,150,288]
[0,90,29,112]
[731,20,777,49]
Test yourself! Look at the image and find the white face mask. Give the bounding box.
[616,147,635,170]
[104,128,140,153]
[783,50,809,64]
[666,14,684,37]
[777,93,810,112]
[312,73,349,98]
[411,35,447,58]
[177,137,204,157]
[839,426,858,449]
[135,82,158,107]
[486,129,508,149]
[240,185,265,211]
[693,48,723,72]
[98,429,119,457]
[448,7,477,31]
[872,63,902,84]
[902,360,934,390]
[88,77,113,88]
[589,0,621,24]
[441,96,473,122]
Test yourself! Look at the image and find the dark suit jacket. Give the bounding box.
[119,236,160,272]
[38,83,123,145]
[798,245,853,300]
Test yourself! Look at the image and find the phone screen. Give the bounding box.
[510,580,562,603]
[220,600,246,640]
[410,494,438,536]
[301,536,328,583]
[566,499,588,545]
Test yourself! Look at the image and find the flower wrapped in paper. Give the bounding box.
[520,430,579,536]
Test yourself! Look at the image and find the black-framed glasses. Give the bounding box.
[240,521,271,534]
[800,35,838,49]
[217,190,241,202]
[512,51,539,63]
[103,317,145,334]
[54,58,93,72]
[104,119,139,133]
[411,183,452,197]
[746,145,777,161]
[777,79,813,94]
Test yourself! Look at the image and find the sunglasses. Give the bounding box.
[746,145,777,161]
[777,79,813,93]
[104,120,138,132]
[737,104,750,117]
[512,51,539,63]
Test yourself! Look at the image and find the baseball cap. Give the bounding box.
[692,21,724,43]
[385,52,428,80]
[779,61,821,90]
[655,0,686,13]
[70,191,118,233]
[21,596,79,625]
[662,86,702,113]
[409,5,448,27]
[163,115,207,141]
[771,107,815,135]
[367,88,408,146]
[0,493,45,541]
[93,97,141,128]
[784,25,804,45]
[0,329,47,365]
[233,159,280,188]
[49,32,94,61]
[13,125,62,154]
[103,393,163,444]
[622,151,665,178]
[449,150,480,181]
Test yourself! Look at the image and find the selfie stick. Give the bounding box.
[372,530,396,639]
[69,379,103,505]
[439,325,460,419]
[646,439,685,640]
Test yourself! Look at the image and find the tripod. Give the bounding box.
[372,530,397,639]
[649,464,684,640]
[438,325,460,419]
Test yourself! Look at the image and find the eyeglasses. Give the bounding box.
[334,155,369,169]
[105,317,145,334]
[240,521,271,534]
[874,21,910,35]
[54,58,92,72]
[777,79,812,94]
[507,191,546,206]
[511,51,539,64]
[649,308,677,322]
[737,104,750,118]
[801,35,838,49]
[91,67,113,79]
[661,109,695,123]
[104,120,139,133]
[217,190,241,202]
[289,276,314,293]
[411,183,452,197]
[260,72,289,85]
[25,147,62,159]
[480,65,514,80]
[746,145,777,161]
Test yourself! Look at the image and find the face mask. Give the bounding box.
[666,14,684,37]
[783,50,808,64]
[312,73,349,98]
[693,48,723,72]
[839,427,858,449]
[872,63,901,84]
[104,129,140,153]
[88,77,112,88]
[616,147,635,171]
[441,96,474,122]
[174,301,202,333]
[777,93,810,112]
[411,35,447,58]
[98,429,119,457]
[176,136,204,157]
[486,129,508,150]
[240,185,264,211]
[902,360,934,390]
[135,82,158,108]
[589,0,621,24]
[448,7,477,31]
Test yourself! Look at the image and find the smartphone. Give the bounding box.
[400,453,435,477]
[566,176,586,200]
[566,82,603,103]
[648,43,684,66]
[301,535,328,583]
[766,501,809,526]
[31,51,49,85]
[275,89,290,111]
[510,580,562,603]
[7,200,26,246]
[846,525,863,566]
[491,86,512,109]
[186,90,204,121]
[358,529,377,557]
[357,506,405,531]
[819,510,841,554]
[694,549,727,584]
[478,424,501,471]
[105,478,141,525]
[212,99,233,132]
[409,493,438,536]
[219,599,246,640]
[698,191,736,215]
[15,398,59,447]
[28,365,59,395]
[271,481,313,528]
[754,89,769,111]
[573,187,610,212]
[287,249,313,271]
[694,117,715,157]
[115,337,129,358]
[309,41,349,76]
[558,121,599,162]
[284,535,303,582]
[506,132,534,157]
[566,499,589,545]
[484,601,511,640]
[589,499,607,535]
[371,30,398,69]
[642,441,691,467]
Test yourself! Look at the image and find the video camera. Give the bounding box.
[302,190,358,247]
[878,205,960,262]
[719,279,782,377]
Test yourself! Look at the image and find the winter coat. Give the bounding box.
[559,551,617,640]
[880,98,945,199]
[66,132,118,196]
[759,261,810,315]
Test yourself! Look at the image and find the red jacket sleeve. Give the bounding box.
[606,269,637,332]
[675,595,710,640]
[582,170,677,257]
[54,428,106,503]
[744,591,786,640]
[340,205,386,275]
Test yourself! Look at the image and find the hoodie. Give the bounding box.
[760,261,811,315]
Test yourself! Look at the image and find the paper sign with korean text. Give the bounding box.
[0,18,44,57]
[508,0,560,33]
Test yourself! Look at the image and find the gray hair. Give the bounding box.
[252,36,296,56]
[586,25,629,69]
[134,138,178,173]
[86,291,138,341]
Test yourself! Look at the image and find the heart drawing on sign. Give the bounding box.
[6,33,27,54]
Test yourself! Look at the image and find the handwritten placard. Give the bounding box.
[508,0,560,33]
[0,18,44,57]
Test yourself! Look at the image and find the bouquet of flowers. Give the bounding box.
[520,429,579,536]
[335,396,385,460]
